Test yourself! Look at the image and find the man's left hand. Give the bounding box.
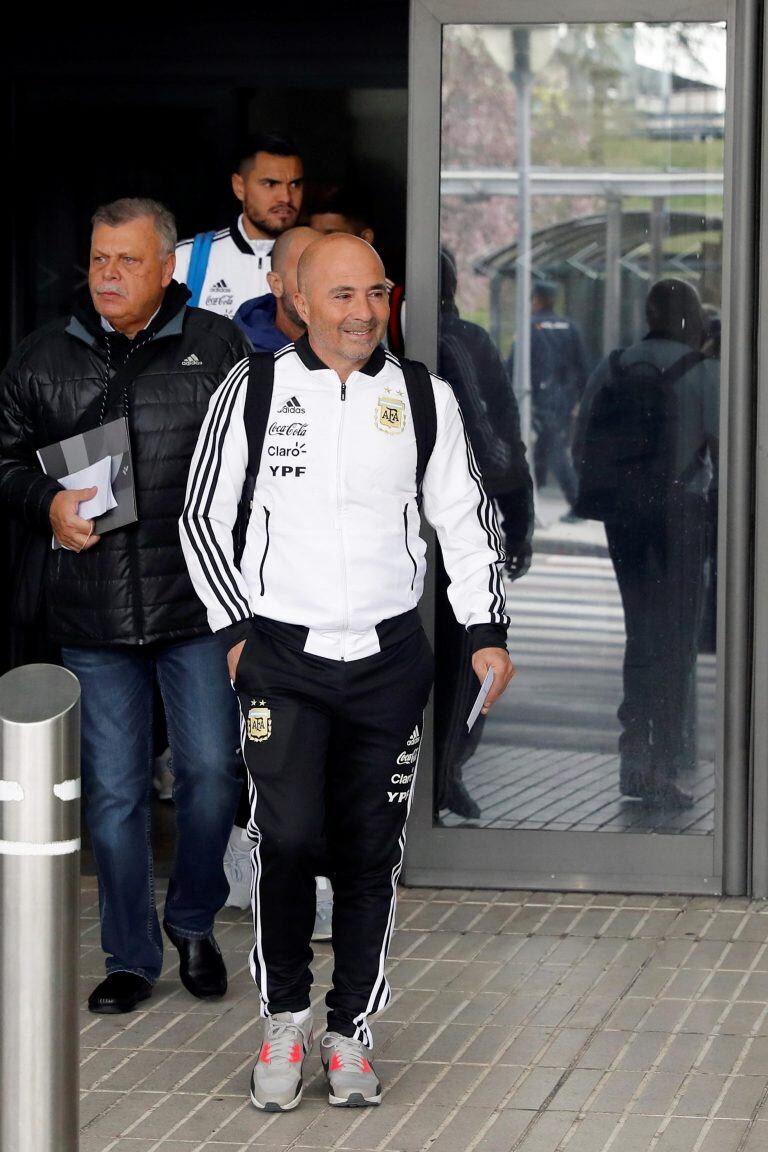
[471,647,516,714]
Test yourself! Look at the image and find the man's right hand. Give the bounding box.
[227,640,246,681]
[49,487,101,552]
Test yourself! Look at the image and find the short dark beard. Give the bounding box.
[281,298,304,330]
[245,210,296,240]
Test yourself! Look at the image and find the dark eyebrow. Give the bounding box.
[329,282,387,293]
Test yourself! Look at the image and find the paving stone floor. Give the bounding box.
[77,878,768,1151]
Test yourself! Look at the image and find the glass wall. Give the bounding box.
[434,20,725,838]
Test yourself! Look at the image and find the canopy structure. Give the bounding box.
[441,168,723,359]
[441,167,723,199]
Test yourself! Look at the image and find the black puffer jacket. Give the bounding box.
[0,282,252,645]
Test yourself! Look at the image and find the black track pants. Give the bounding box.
[235,622,434,1044]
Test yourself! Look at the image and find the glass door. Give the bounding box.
[405,0,755,893]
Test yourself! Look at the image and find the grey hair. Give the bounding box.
[91,197,177,257]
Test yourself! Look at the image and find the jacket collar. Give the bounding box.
[230,219,255,255]
[295,332,386,378]
[230,217,276,256]
[66,279,191,347]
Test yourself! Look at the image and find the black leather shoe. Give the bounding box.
[88,972,153,1014]
[163,921,227,999]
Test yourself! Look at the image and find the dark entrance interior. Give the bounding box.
[2,1,410,673]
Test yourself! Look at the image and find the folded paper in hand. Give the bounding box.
[466,667,494,733]
[58,456,118,519]
[37,416,137,549]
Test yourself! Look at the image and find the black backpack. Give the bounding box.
[574,347,704,522]
[233,351,437,564]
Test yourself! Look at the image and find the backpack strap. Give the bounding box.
[233,351,275,565]
[243,351,276,490]
[606,347,626,383]
[400,357,437,503]
[660,349,705,386]
[611,347,704,388]
[75,336,174,433]
[185,231,215,308]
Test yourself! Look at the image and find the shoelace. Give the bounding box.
[323,1033,372,1072]
[261,1020,306,1064]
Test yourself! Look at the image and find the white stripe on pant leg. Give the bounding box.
[353,843,404,1046]
[236,697,271,1015]
[352,714,426,1047]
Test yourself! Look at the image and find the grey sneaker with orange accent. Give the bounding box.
[320,1032,382,1107]
[250,1012,313,1112]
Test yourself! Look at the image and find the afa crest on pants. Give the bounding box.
[247,702,272,742]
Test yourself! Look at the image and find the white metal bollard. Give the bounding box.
[0,664,81,1152]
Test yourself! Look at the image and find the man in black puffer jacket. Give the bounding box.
[0,197,251,1014]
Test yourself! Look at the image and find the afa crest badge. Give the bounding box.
[375,393,406,435]
[247,702,272,742]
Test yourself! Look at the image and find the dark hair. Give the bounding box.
[645,278,705,349]
[310,186,373,233]
[532,278,557,305]
[91,197,176,256]
[234,131,302,174]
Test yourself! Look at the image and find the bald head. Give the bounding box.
[270,226,321,280]
[296,232,385,298]
[266,226,321,342]
[293,233,389,382]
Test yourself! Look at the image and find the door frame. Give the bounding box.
[403,0,758,894]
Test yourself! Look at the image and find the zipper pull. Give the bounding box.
[258,256,263,269]
[341,381,347,401]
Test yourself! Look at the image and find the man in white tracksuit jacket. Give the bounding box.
[181,234,515,1113]
[174,131,304,317]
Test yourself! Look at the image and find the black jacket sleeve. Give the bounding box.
[0,340,62,531]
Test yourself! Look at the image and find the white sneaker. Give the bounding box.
[250,1011,313,1112]
[312,876,333,942]
[152,748,174,802]
[320,1032,381,1107]
[223,827,255,909]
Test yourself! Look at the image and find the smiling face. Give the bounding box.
[231,151,304,240]
[294,234,389,381]
[89,216,174,338]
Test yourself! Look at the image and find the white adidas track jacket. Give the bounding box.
[175,218,274,318]
[181,337,508,661]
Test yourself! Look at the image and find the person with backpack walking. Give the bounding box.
[175,131,304,318]
[573,279,719,809]
[180,233,515,1111]
[229,226,338,945]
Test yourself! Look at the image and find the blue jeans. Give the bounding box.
[62,634,242,982]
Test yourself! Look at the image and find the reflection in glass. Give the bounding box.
[434,251,533,819]
[434,21,725,836]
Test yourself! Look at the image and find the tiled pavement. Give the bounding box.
[79,878,768,1152]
